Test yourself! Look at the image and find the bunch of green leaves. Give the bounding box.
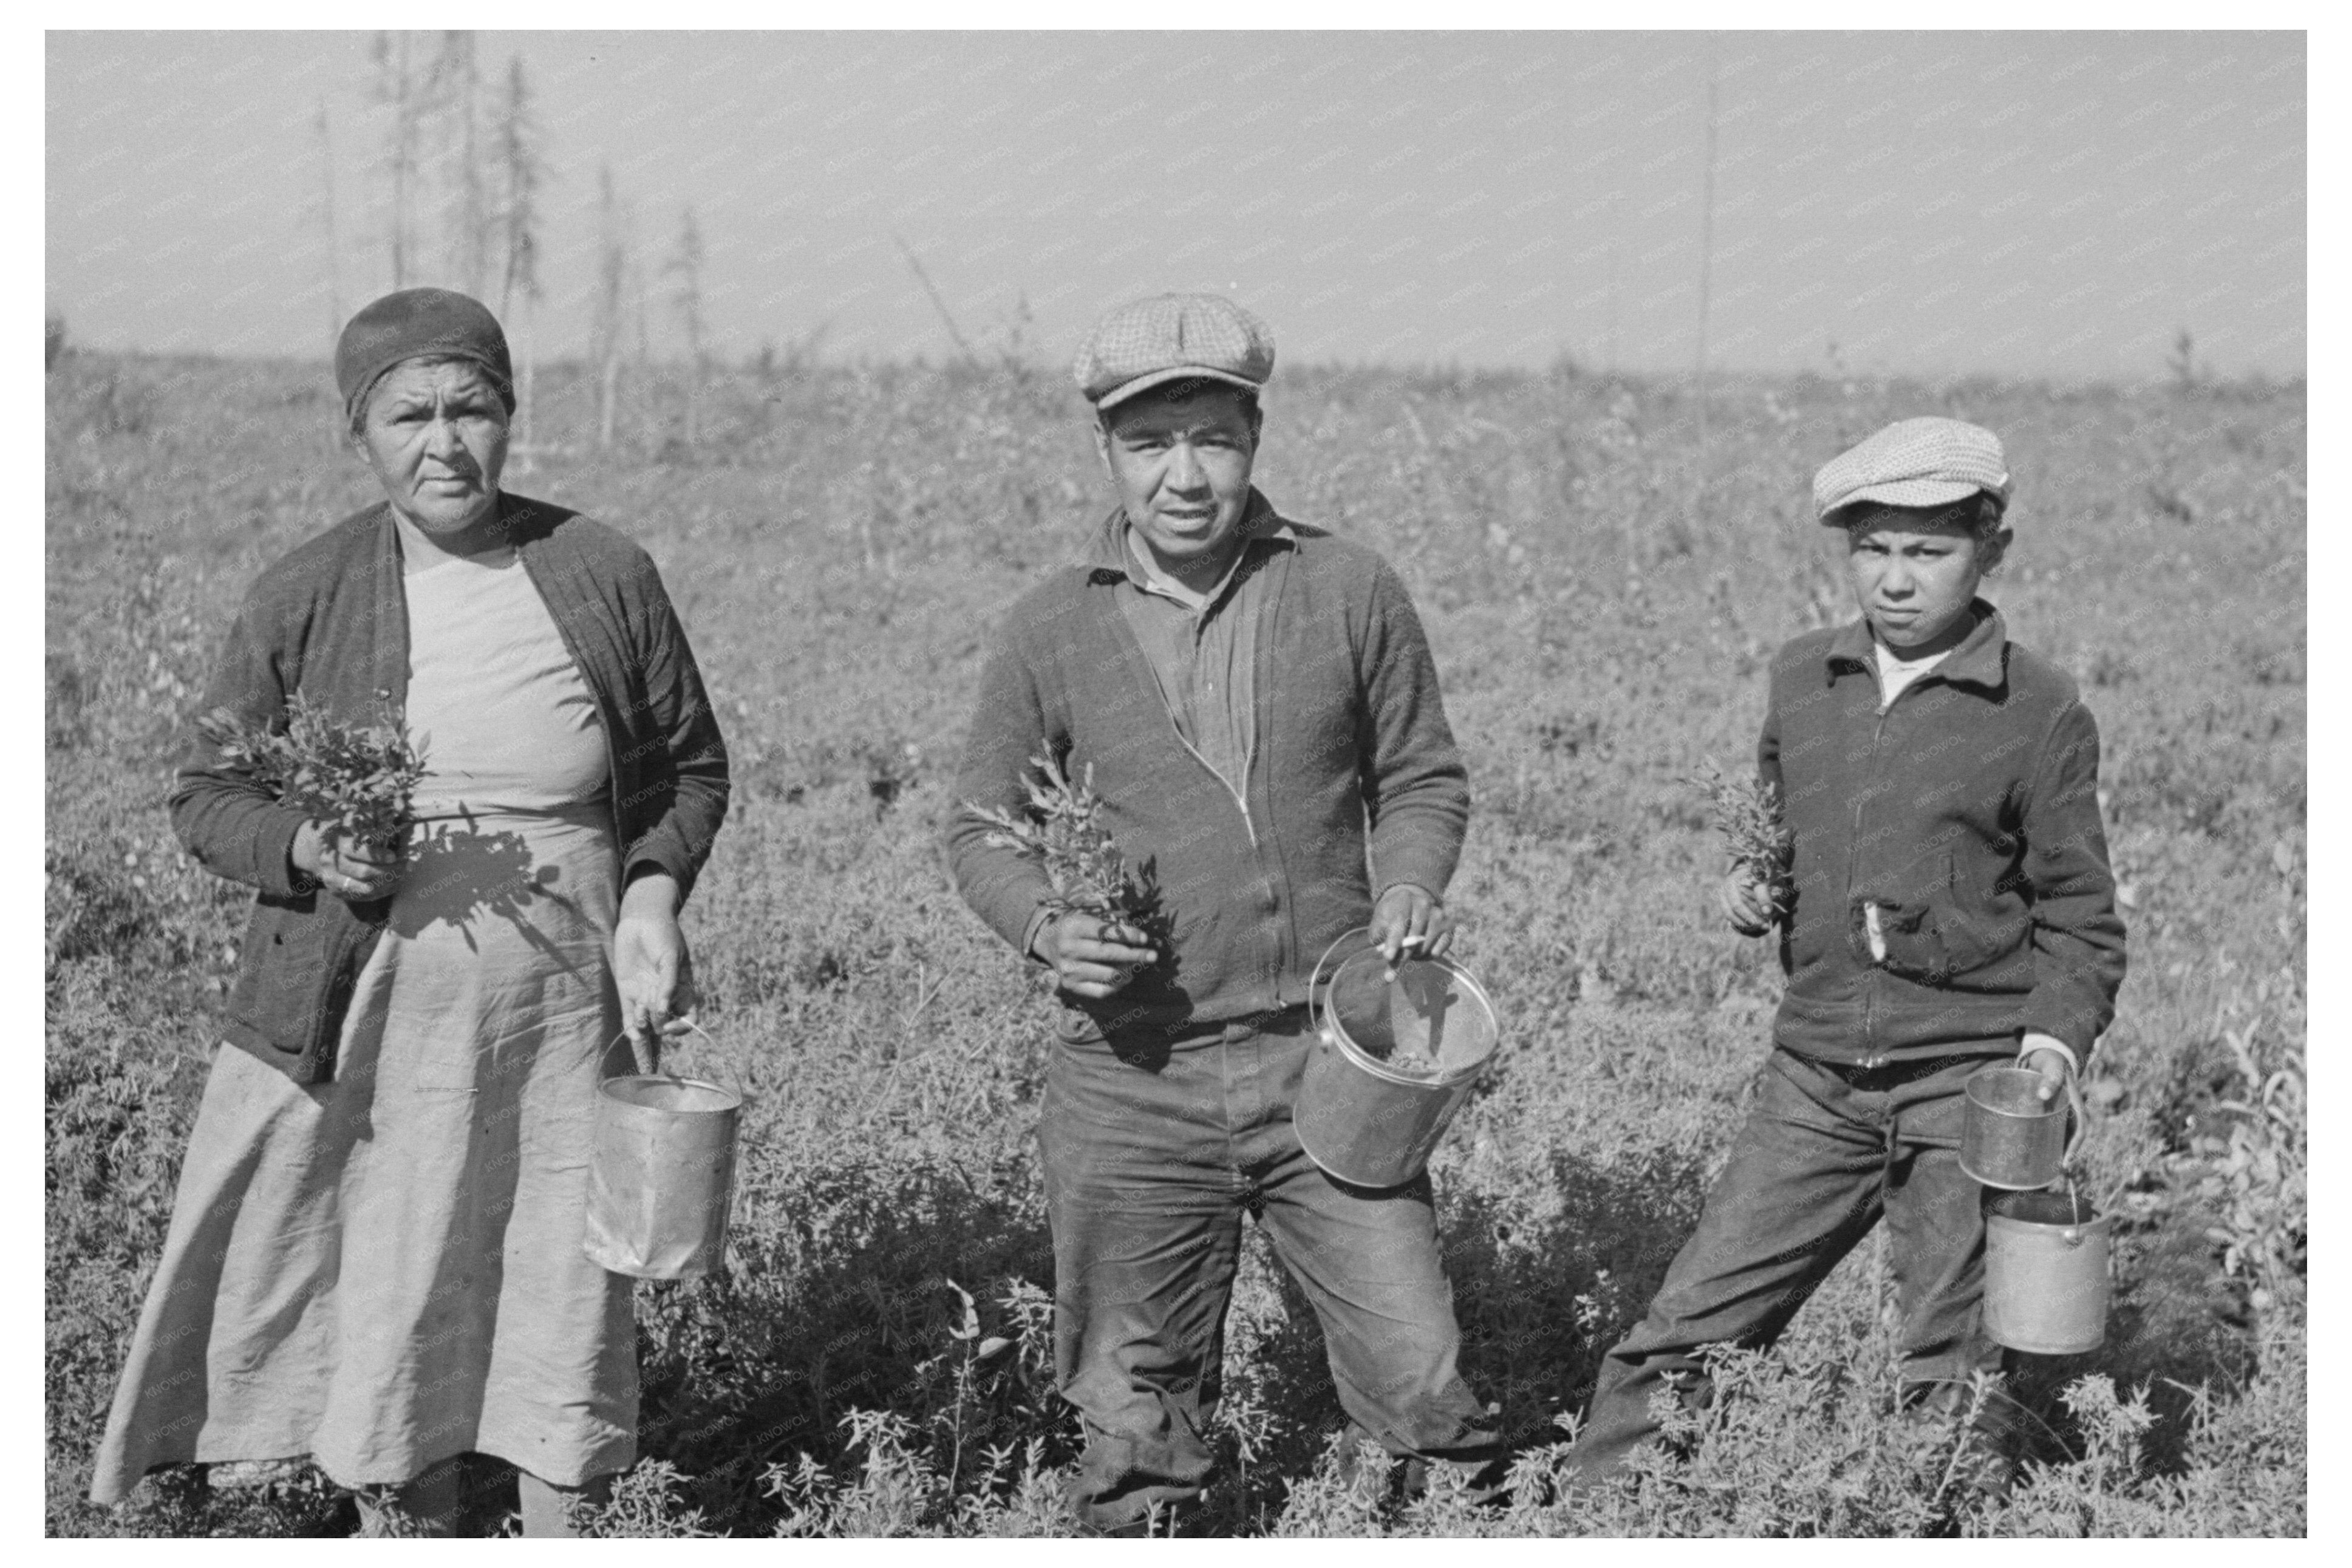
[963,750,1150,926]
[196,692,427,852]
[1693,757,1793,915]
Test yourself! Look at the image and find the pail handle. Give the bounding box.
[1309,919,1440,1003]
[2060,1169,2093,1235]
[1309,925,1376,1004]
[2059,1066,2088,1172]
[606,1019,747,1100]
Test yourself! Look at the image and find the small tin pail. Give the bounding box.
[1983,1188,2110,1354]
[1961,1066,2082,1190]
[584,1033,743,1281]
[1295,927,1500,1190]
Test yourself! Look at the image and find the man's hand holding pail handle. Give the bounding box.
[1372,883,1454,966]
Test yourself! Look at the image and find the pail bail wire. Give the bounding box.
[610,1017,745,1099]
[2061,1066,2088,1168]
[1309,924,1383,1000]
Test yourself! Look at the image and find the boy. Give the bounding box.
[1564,417,2128,1479]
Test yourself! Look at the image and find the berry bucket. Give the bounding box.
[1295,928,1499,1190]
[1983,1187,2110,1354]
[584,1033,743,1281]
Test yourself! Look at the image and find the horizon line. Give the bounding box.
[43,346,2308,398]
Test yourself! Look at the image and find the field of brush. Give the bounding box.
[46,352,2305,1536]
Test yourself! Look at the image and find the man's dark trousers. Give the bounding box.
[1042,1007,1499,1529]
[1569,1047,2009,1479]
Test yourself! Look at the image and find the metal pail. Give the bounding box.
[1295,928,1500,1190]
[1961,1066,2079,1190]
[584,1071,741,1281]
[1983,1188,2110,1354]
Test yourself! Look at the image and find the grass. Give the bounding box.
[44,350,2304,1536]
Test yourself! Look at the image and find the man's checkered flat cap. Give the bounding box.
[1813,417,2011,522]
[1072,293,1275,410]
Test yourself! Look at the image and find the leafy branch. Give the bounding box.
[962,750,1158,930]
[196,693,428,853]
[1694,757,1793,915]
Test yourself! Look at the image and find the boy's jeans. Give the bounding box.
[1040,1007,1499,1530]
[1569,1046,2009,1479]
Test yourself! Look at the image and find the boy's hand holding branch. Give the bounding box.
[1699,759,1792,938]
[1719,868,1778,937]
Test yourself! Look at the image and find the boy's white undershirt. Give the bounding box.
[1872,634,1952,706]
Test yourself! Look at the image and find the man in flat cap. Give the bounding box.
[945,293,1502,1532]
[1562,417,2127,1486]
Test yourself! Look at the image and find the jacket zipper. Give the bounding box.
[1850,664,1942,1069]
[1856,706,1882,1065]
[1150,575,1276,1002]
[1124,567,1260,848]
[1169,724,1257,848]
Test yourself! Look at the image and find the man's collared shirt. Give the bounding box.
[1113,497,1290,818]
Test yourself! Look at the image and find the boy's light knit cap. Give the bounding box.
[1073,293,1275,411]
[1813,417,2011,522]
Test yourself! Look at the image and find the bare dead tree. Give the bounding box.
[593,165,627,451]
[1000,289,1034,368]
[666,206,708,448]
[1604,185,1623,375]
[495,55,545,323]
[892,232,973,361]
[312,98,343,351]
[633,239,653,440]
[370,32,421,290]
[1693,42,1719,477]
[424,32,491,298]
[496,53,547,465]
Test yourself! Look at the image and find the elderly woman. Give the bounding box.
[87,288,729,1535]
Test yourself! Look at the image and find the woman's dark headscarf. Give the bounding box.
[335,288,516,431]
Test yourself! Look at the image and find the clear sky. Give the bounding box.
[46,29,2305,380]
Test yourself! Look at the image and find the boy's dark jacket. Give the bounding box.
[1762,602,2125,1065]
[169,493,729,1086]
